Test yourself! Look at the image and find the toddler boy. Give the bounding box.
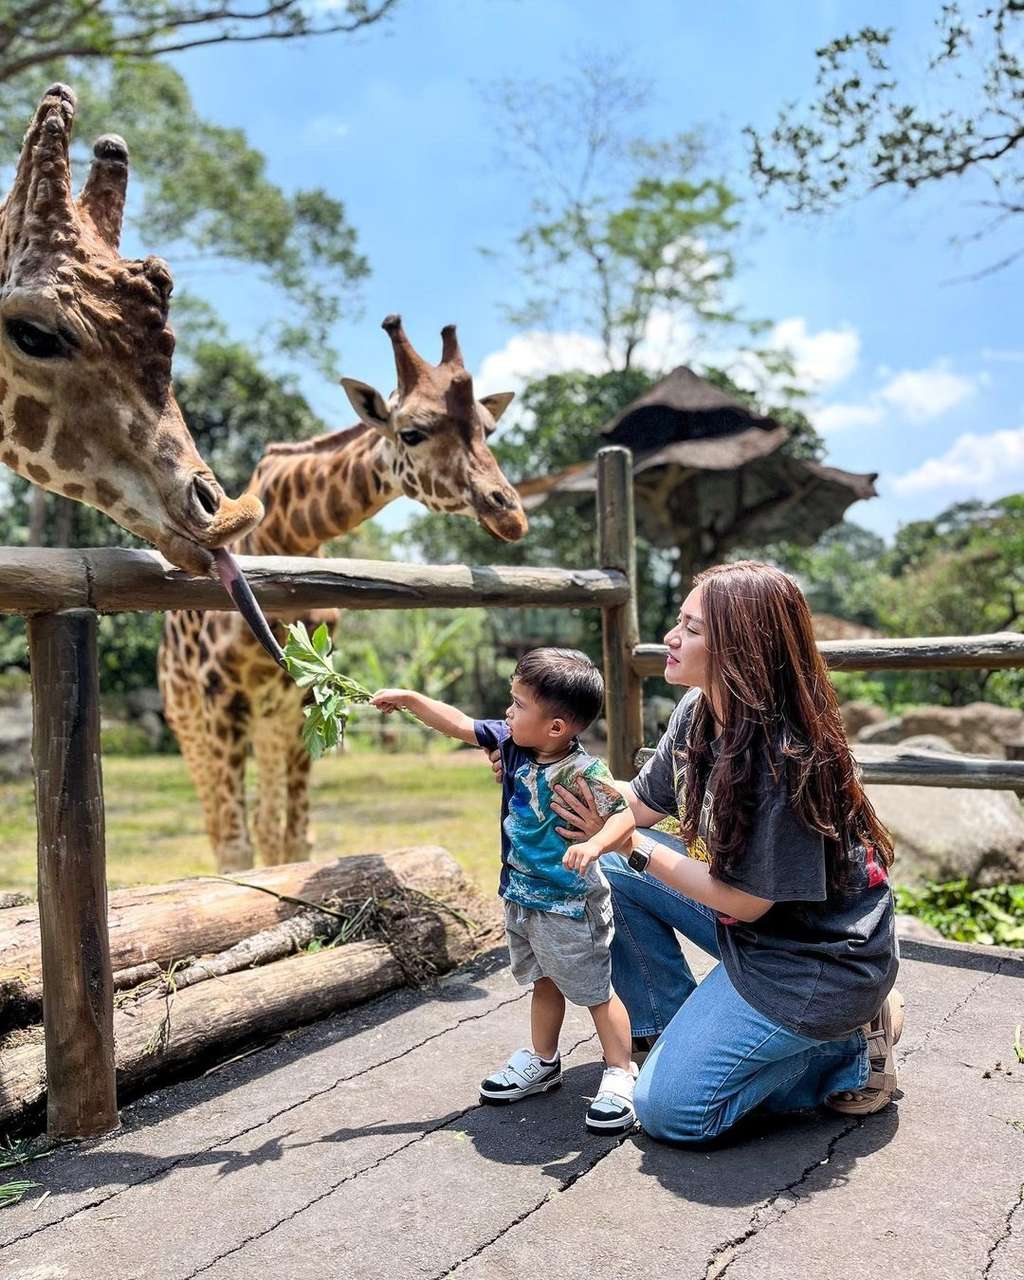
[372,647,638,1133]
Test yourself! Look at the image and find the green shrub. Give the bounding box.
[100,723,154,757]
[895,879,1024,946]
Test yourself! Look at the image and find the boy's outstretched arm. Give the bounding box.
[370,689,479,745]
[562,806,636,873]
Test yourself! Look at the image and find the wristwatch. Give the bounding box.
[627,834,657,874]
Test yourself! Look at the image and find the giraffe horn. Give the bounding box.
[382,314,431,397]
[439,324,464,368]
[10,84,79,245]
[446,368,477,419]
[78,134,129,250]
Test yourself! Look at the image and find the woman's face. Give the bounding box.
[663,585,708,688]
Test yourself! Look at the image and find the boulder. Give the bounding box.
[862,736,1024,886]
[840,700,888,738]
[859,702,1024,758]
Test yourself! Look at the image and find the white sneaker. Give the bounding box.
[586,1063,638,1134]
[479,1048,562,1105]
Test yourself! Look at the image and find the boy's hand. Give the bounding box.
[371,688,416,714]
[563,840,602,874]
[487,746,503,785]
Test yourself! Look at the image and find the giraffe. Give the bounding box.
[0,84,263,577]
[158,314,528,872]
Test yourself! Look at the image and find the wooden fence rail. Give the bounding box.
[635,744,1024,792]
[632,631,1024,677]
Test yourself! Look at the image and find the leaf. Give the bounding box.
[312,623,331,657]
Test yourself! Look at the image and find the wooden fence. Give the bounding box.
[3,444,1024,1139]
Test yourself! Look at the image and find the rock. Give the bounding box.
[895,913,945,942]
[644,695,677,743]
[840,700,888,737]
[859,702,1024,758]
[863,738,1024,885]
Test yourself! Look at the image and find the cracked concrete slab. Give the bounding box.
[0,938,1019,1280]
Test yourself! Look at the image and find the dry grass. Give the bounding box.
[0,744,503,899]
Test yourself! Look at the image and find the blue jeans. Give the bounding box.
[602,837,869,1144]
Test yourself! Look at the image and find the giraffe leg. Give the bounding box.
[204,696,255,873]
[251,715,288,867]
[283,729,316,863]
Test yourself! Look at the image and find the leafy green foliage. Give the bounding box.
[0,57,369,372]
[283,622,375,761]
[489,59,759,369]
[746,4,1024,274]
[895,880,1024,947]
[174,339,332,497]
[0,2,399,70]
[764,500,1024,709]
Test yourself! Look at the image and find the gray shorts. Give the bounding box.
[503,895,614,1007]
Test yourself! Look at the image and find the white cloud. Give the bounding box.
[891,427,1024,495]
[813,402,885,435]
[303,114,351,145]
[876,364,975,422]
[770,317,860,390]
[476,330,608,396]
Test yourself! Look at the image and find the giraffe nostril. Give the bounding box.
[489,489,513,510]
[191,475,221,518]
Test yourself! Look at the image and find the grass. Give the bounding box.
[0,743,503,898]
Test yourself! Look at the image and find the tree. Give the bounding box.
[746,4,1024,274]
[0,58,369,373]
[0,3,399,71]
[407,61,826,656]
[489,58,756,370]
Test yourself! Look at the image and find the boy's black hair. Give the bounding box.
[513,647,604,730]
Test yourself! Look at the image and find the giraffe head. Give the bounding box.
[0,85,263,575]
[340,315,528,542]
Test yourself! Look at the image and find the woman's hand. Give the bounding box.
[551,781,603,842]
[487,746,503,784]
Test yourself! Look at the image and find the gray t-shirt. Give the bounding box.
[633,689,897,1040]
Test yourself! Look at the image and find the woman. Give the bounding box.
[546,561,902,1145]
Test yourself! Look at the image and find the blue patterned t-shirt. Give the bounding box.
[474,719,627,919]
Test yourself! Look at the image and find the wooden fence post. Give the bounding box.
[597,447,644,779]
[28,609,118,1138]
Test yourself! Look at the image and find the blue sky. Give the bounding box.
[159,0,1021,543]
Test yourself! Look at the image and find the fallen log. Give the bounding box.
[134,897,375,1000]
[0,846,483,1021]
[0,854,499,1129]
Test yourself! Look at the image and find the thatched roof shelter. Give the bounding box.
[517,365,877,575]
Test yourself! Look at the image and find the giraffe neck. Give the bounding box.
[238,425,403,556]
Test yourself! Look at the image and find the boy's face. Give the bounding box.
[505,677,573,750]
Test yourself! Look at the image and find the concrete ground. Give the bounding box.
[0,935,1021,1280]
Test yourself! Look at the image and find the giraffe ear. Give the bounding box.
[478,391,515,433]
[340,378,395,440]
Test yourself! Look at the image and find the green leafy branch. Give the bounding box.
[283,621,415,761]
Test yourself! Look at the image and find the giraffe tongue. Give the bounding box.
[212,547,287,669]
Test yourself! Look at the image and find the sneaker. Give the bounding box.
[479,1048,561,1105]
[826,988,905,1116]
[586,1063,638,1135]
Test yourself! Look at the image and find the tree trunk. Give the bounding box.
[0,847,498,1023]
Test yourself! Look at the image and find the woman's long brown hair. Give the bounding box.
[679,561,893,895]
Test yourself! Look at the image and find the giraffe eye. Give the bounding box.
[398,428,427,446]
[5,318,67,359]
